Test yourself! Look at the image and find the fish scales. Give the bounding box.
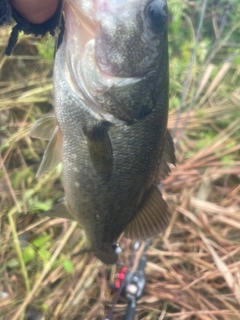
[31,0,175,264]
[55,63,167,240]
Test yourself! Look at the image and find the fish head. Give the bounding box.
[66,0,168,75]
[96,0,167,77]
[94,0,168,78]
[63,0,168,121]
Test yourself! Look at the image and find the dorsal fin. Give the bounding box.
[124,185,171,240]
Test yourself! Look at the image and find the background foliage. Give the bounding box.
[0,0,240,319]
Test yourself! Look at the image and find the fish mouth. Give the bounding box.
[62,1,145,117]
[62,0,157,122]
[64,0,144,78]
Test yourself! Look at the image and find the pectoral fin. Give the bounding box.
[42,200,77,221]
[36,125,62,177]
[155,130,176,182]
[84,123,113,180]
[124,185,171,240]
[30,113,56,140]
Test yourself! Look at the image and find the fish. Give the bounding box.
[30,0,175,264]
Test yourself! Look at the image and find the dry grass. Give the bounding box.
[0,2,240,319]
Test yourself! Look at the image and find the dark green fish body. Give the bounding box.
[31,0,175,264]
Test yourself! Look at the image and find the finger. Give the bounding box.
[10,0,59,24]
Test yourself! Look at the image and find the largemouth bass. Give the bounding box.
[30,0,175,264]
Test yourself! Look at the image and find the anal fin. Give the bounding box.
[124,185,171,240]
[36,125,62,177]
[84,123,113,180]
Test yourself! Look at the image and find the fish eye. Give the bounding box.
[145,0,168,33]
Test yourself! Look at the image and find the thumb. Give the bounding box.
[10,0,59,24]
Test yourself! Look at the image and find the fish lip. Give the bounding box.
[97,62,137,80]
[97,59,144,79]
[96,53,157,80]
[65,0,143,79]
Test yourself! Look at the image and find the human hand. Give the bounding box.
[10,0,59,24]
